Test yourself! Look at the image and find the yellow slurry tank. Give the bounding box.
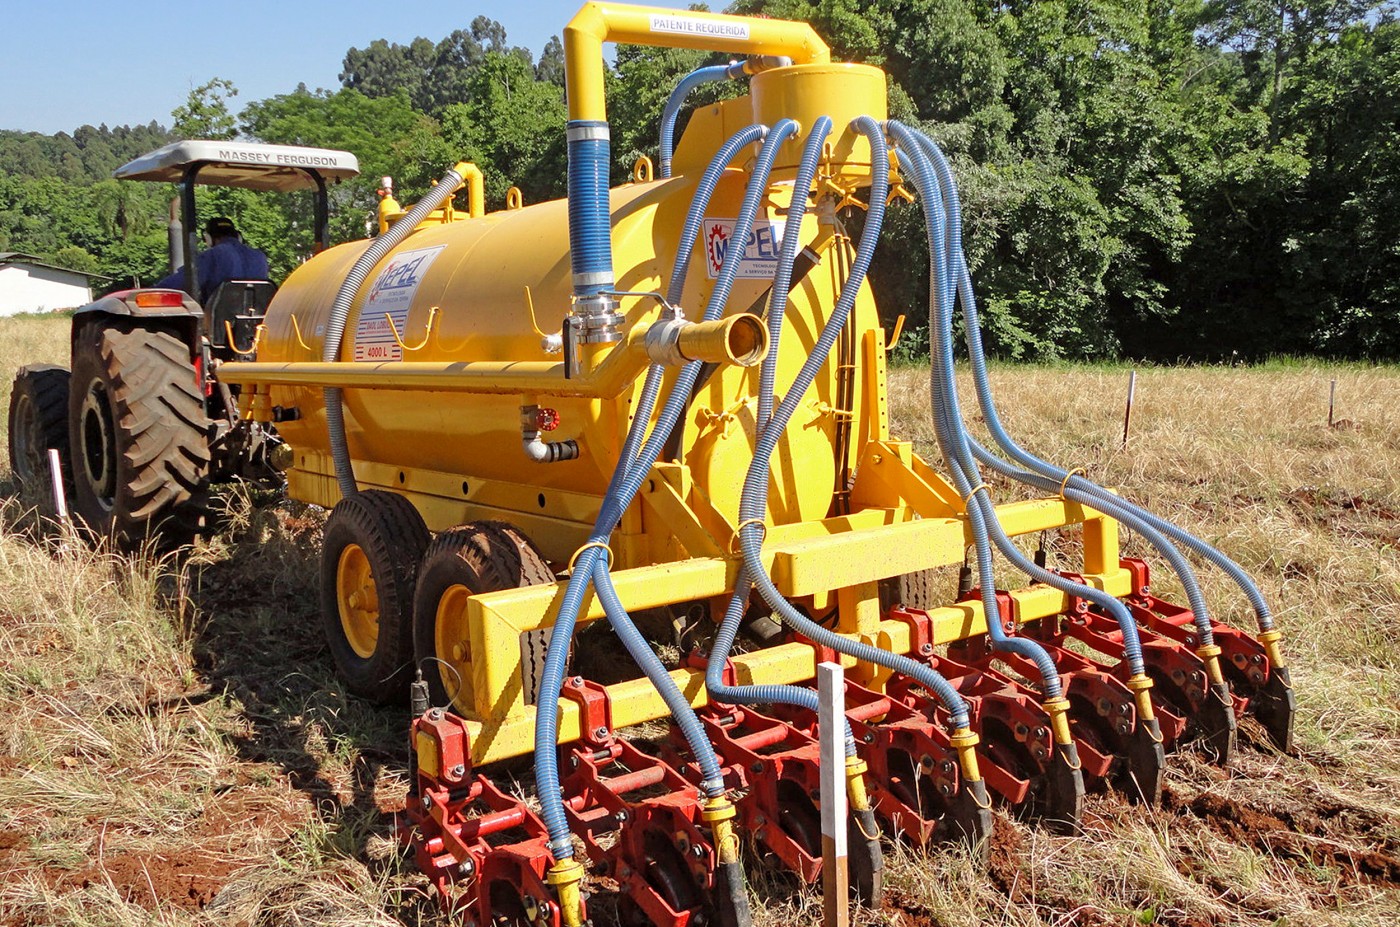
[253,66,889,567]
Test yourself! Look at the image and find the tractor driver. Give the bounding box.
[157,216,270,303]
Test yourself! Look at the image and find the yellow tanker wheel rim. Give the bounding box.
[434,584,473,709]
[336,544,380,659]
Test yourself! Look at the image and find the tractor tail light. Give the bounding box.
[133,290,187,309]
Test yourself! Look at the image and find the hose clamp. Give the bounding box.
[568,541,613,573]
[960,482,989,506]
[730,518,767,554]
[566,122,611,143]
[1058,467,1087,499]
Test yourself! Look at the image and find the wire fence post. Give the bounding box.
[1121,369,1138,448]
[1328,378,1337,428]
[818,661,849,927]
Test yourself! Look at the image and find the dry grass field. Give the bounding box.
[1,313,1397,926]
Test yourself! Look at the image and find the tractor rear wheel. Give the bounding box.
[8,365,72,506]
[67,321,211,548]
[413,522,555,711]
[320,490,430,703]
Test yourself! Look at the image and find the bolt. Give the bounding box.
[569,755,580,769]
[422,794,432,810]
[691,844,705,859]
[1034,726,1049,740]
[940,783,953,796]
[1117,720,1131,735]
[919,754,934,770]
[458,858,475,876]
[1141,585,1152,595]
[1118,703,1131,716]
[1034,747,1048,761]
[428,708,444,721]
[919,643,934,656]
[751,761,765,774]
[614,809,629,824]
[1251,654,1264,665]
[593,726,609,740]
[940,759,954,775]
[1185,635,1197,646]
[570,676,584,687]
[863,732,875,744]
[450,764,466,778]
[1015,722,1029,737]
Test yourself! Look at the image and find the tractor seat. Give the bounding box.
[205,279,277,356]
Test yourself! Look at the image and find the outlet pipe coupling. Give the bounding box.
[642,312,768,367]
[569,292,624,344]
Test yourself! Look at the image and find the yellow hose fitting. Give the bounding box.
[1124,674,1156,722]
[948,727,982,782]
[702,796,742,865]
[546,859,587,927]
[1195,644,1226,685]
[1041,696,1075,746]
[845,755,872,811]
[1257,629,1289,671]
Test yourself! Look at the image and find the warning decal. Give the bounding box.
[353,244,446,361]
[701,218,787,280]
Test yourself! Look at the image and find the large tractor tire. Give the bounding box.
[8,365,73,507]
[68,321,211,548]
[413,522,555,710]
[320,491,431,703]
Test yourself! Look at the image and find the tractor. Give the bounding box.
[6,139,358,545]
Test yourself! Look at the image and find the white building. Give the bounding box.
[0,253,110,316]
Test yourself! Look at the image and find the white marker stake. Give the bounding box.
[47,449,68,525]
[818,661,849,927]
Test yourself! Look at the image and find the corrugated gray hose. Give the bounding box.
[322,166,466,498]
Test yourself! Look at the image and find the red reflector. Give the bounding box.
[133,290,186,308]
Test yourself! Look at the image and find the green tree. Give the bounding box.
[172,78,239,139]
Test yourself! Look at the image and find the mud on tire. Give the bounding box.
[320,490,431,703]
[8,365,73,508]
[68,321,211,548]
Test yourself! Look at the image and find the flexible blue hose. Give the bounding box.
[567,121,614,295]
[536,122,781,859]
[910,131,1256,637]
[659,64,743,178]
[731,117,974,731]
[887,122,1083,692]
[704,117,863,749]
[914,131,1273,633]
[757,116,832,433]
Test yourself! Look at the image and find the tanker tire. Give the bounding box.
[8,365,72,506]
[896,567,941,610]
[68,322,210,549]
[413,521,554,710]
[320,490,430,703]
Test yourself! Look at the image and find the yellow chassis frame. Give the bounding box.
[439,438,1127,767]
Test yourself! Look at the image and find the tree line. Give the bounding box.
[1,2,1396,360]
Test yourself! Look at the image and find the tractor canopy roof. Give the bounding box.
[114,140,360,192]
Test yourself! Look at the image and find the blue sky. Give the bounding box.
[2,0,695,134]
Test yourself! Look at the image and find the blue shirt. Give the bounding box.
[156,238,270,302]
